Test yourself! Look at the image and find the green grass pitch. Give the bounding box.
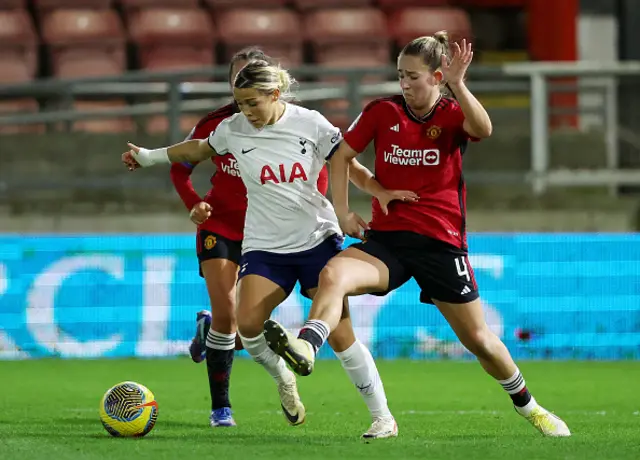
[1,359,638,459]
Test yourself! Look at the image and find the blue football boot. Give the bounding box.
[189,310,212,363]
[210,407,236,427]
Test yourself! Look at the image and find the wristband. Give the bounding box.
[135,148,170,167]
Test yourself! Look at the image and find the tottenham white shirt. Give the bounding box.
[207,103,343,254]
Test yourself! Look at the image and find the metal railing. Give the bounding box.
[503,61,640,194]
[2,63,640,194]
[0,65,518,142]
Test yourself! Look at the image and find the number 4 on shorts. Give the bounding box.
[454,256,471,282]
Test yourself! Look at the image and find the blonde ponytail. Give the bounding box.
[234,60,296,100]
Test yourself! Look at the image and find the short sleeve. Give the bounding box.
[313,111,343,161]
[342,101,379,153]
[207,119,230,155]
[184,127,195,141]
[448,99,480,143]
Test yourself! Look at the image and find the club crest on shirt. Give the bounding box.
[204,235,217,250]
[426,125,442,140]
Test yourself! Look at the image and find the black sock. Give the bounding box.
[499,369,533,407]
[297,320,330,353]
[205,330,236,410]
[511,387,533,407]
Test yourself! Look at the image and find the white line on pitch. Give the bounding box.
[66,408,637,416]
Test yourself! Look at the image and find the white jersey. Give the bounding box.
[207,103,343,254]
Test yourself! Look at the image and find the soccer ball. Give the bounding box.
[99,381,158,437]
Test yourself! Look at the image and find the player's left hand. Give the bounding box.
[377,190,419,215]
[441,39,473,85]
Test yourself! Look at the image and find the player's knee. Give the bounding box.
[462,327,496,360]
[236,306,263,338]
[237,316,259,338]
[318,262,349,294]
[209,296,237,331]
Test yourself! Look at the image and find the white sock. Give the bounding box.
[239,333,293,385]
[515,396,539,416]
[335,339,392,418]
[498,368,526,394]
[206,330,236,351]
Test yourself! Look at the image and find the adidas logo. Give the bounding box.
[460,285,472,295]
[390,124,399,132]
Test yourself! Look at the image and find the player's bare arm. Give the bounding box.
[329,142,367,238]
[333,144,418,231]
[442,40,492,139]
[348,157,418,211]
[122,139,216,170]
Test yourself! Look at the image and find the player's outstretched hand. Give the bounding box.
[441,39,473,85]
[190,202,212,225]
[122,143,142,171]
[338,212,369,240]
[377,190,419,215]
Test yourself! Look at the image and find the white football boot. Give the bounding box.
[362,416,398,440]
[277,373,306,426]
[516,401,571,437]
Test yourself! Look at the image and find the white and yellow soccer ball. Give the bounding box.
[99,381,158,437]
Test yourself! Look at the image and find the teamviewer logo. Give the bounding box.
[383,145,440,166]
[423,150,439,165]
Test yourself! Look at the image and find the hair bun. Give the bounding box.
[434,30,449,46]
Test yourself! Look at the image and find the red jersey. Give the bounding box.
[170,104,246,241]
[171,103,329,242]
[343,95,478,249]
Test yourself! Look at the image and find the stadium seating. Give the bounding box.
[388,7,473,47]
[145,114,203,135]
[0,0,26,8]
[0,100,44,134]
[305,8,389,68]
[128,8,216,71]
[0,9,40,131]
[304,8,389,127]
[204,0,287,9]
[42,9,126,78]
[292,0,372,10]
[377,0,452,10]
[119,0,199,10]
[0,2,485,136]
[33,0,112,11]
[215,9,303,68]
[0,9,38,82]
[71,100,135,132]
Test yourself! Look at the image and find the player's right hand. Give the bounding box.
[338,212,369,240]
[122,143,143,171]
[122,150,140,171]
[190,202,212,225]
[377,190,419,215]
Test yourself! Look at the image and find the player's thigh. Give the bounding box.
[319,246,395,296]
[197,231,242,325]
[433,297,492,353]
[297,234,344,299]
[307,287,353,353]
[200,259,238,322]
[408,248,488,348]
[236,274,288,337]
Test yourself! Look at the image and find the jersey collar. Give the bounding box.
[402,95,444,124]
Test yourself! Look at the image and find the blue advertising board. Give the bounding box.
[1,234,639,360]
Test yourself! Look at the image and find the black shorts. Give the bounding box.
[196,230,242,277]
[350,230,479,305]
